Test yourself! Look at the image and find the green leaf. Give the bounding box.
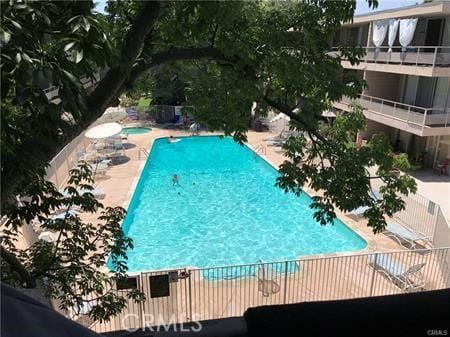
[15,53,21,64]
[75,49,84,64]
[82,17,90,32]
[71,23,81,33]
[22,53,32,63]
[62,69,78,84]
[9,19,22,29]
[1,31,11,44]
[64,41,76,52]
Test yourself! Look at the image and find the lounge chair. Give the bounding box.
[256,264,280,297]
[38,231,59,243]
[78,187,105,199]
[49,209,80,220]
[265,131,293,146]
[126,108,138,120]
[368,254,426,292]
[349,205,370,217]
[348,190,381,217]
[60,187,105,200]
[384,221,431,249]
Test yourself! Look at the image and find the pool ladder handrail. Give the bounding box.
[138,147,149,160]
[254,144,267,156]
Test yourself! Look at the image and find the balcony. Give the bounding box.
[80,73,100,89]
[330,46,450,77]
[43,72,100,103]
[334,94,450,137]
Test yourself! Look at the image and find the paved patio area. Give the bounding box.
[408,169,450,220]
[64,126,449,333]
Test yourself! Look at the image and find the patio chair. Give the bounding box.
[93,161,109,177]
[78,149,97,163]
[368,254,426,292]
[256,264,280,297]
[435,158,450,176]
[384,221,431,249]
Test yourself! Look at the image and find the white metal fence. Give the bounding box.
[45,132,92,188]
[395,191,441,241]
[81,247,450,333]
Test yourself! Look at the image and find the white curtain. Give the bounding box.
[388,19,399,52]
[372,20,389,49]
[399,18,418,51]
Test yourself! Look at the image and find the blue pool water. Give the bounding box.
[116,136,366,273]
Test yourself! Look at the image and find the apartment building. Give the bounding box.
[44,71,102,104]
[332,1,450,171]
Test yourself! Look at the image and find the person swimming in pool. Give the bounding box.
[172,174,180,186]
[168,135,180,143]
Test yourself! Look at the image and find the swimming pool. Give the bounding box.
[115,136,366,273]
[122,126,151,135]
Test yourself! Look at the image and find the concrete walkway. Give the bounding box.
[409,169,450,220]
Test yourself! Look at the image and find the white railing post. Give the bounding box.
[139,273,145,329]
[188,269,193,321]
[432,47,437,67]
[53,164,59,188]
[422,109,428,130]
[283,261,289,304]
[415,47,420,66]
[369,253,378,296]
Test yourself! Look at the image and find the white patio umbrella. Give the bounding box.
[270,113,291,123]
[321,110,337,118]
[38,231,58,243]
[270,113,291,133]
[103,107,127,122]
[85,122,122,139]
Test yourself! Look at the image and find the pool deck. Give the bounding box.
[78,127,449,333]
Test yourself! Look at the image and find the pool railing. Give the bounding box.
[60,246,450,333]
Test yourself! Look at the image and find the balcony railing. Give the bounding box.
[331,46,450,67]
[43,85,59,100]
[43,72,100,101]
[340,94,450,128]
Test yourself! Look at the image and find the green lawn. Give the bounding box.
[137,97,151,108]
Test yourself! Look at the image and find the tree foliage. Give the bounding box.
[1,163,144,321]
[1,0,418,322]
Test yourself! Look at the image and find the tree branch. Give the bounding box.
[86,1,163,120]
[126,46,237,87]
[1,246,36,288]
